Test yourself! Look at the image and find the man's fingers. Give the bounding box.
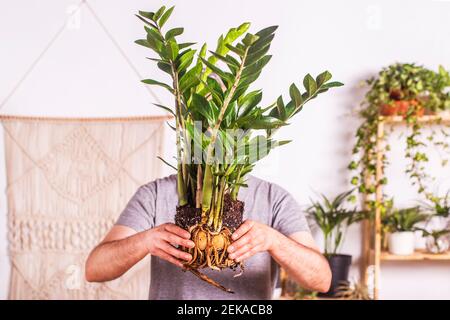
[163,232,195,248]
[232,220,254,240]
[159,242,192,261]
[228,231,253,253]
[228,243,251,259]
[164,223,191,239]
[153,248,184,268]
[234,245,262,262]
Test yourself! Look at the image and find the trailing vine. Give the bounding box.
[350,63,450,213]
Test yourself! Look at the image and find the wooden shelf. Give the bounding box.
[381,250,450,261]
[381,113,450,124]
[361,110,450,299]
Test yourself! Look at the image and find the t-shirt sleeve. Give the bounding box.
[270,183,310,236]
[115,183,156,232]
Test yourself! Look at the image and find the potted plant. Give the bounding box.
[307,190,366,296]
[349,63,450,215]
[383,207,428,255]
[135,6,343,292]
[367,63,450,117]
[420,228,450,254]
[419,192,450,253]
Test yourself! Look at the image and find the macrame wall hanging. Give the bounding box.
[0,1,171,299]
[3,115,167,299]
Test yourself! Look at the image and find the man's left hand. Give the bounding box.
[227,220,280,262]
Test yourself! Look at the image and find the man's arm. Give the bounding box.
[85,223,194,282]
[227,220,331,293]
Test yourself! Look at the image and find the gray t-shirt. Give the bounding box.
[116,174,310,300]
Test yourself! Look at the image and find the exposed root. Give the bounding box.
[179,222,244,293]
[184,265,234,294]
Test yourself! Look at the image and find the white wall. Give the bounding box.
[1,0,449,299]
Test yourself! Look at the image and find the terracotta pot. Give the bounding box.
[379,100,424,117]
[395,100,410,116]
[379,103,398,116]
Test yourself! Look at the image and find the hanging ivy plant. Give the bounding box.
[349,63,450,212]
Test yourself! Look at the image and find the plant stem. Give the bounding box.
[202,47,249,216]
[153,22,189,206]
[196,165,203,208]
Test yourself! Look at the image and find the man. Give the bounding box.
[85,174,331,299]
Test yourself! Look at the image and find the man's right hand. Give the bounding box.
[145,223,195,267]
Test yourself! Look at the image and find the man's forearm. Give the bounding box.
[269,231,331,292]
[85,231,149,282]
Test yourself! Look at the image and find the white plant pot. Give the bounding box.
[388,232,415,255]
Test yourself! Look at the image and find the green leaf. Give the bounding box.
[179,63,202,92]
[276,96,286,120]
[157,61,172,75]
[215,22,250,57]
[141,79,173,93]
[289,83,303,107]
[135,15,158,29]
[322,81,344,89]
[153,6,166,22]
[177,49,196,72]
[255,25,278,39]
[243,117,285,130]
[138,11,154,20]
[165,27,184,40]
[200,78,224,104]
[238,71,261,89]
[246,43,271,66]
[135,39,151,49]
[167,40,179,61]
[239,91,263,116]
[179,42,196,50]
[159,6,174,27]
[199,43,207,59]
[316,71,332,87]
[242,33,259,46]
[209,51,240,67]
[200,57,232,85]
[153,103,175,116]
[303,74,317,95]
[248,33,275,55]
[157,156,177,171]
[225,43,245,57]
[145,26,164,42]
[241,55,272,78]
[276,140,292,146]
[191,94,213,122]
[208,51,239,74]
[146,33,163,52]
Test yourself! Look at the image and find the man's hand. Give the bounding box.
[227,220,279,262]
[145,223,195,267]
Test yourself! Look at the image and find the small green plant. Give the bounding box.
[422,190,450,218]
[420,228,450,253]
[307,190,367,256]
[294,287,318,300]
[349,63,450,214]
[382,207,428,233]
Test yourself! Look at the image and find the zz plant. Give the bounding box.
[349,63,450,213]
[135,5,342,292]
